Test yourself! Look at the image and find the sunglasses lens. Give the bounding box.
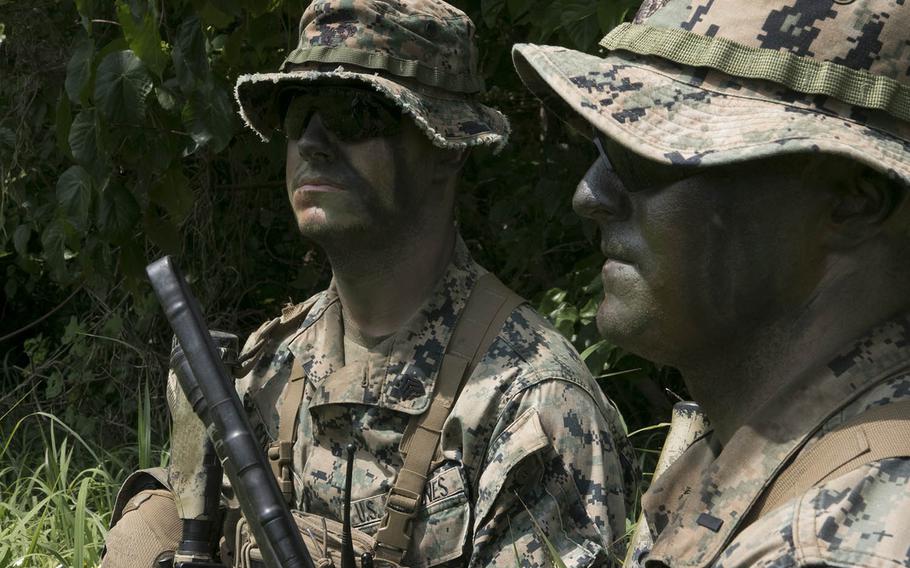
[283,88,401,143]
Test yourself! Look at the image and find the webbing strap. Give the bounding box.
[269,356,308,504]
[599,23,910,122]
[754,400,910,519]
[262,301,319,505]
[373,273,525,561]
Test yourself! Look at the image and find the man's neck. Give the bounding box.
[678,258,909,446]
[327,225,457,345]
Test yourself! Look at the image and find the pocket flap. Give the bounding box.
[474,407,550,530]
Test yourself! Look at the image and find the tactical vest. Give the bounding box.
[235,273,524,567]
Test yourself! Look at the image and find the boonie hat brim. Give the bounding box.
[236,68,510,153]
[512,43,910,184]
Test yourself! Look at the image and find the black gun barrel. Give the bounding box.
[147,256,314,568]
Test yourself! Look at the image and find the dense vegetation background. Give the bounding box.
[0,0,686,565]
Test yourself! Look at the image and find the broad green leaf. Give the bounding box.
[65,38,94,104]
[155,84,179,111]
[68,109,98,166]
[150,167,194,222]
[182,84,234,154]
[561,0,601,50]
[41,218,67,277]
[598,0,635,33]
[116,0,168,77]
[55,93,73,159]
[74,0,105,31]
[97,182,140,242]
[172,16,209,94]
[56,165,94,231]
[94,50,153,125]
[13,224,30,257]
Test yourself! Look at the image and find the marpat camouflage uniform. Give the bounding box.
[632,315,910,568]
[235,237,636,567]
[511,0,910,566]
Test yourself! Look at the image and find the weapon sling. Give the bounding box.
[270,273,525,562]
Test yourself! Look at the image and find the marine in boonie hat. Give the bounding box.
[512,0,910,182]
[513,3,910,568]
[235,0,510,152]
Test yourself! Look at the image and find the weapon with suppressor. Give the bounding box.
[147,256,316,568]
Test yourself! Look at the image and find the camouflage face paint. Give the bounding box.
[574,151,830,367]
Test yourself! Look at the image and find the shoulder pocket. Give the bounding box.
[407,463,472,568]
[474,407,550,530]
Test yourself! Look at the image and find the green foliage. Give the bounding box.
[1,0,681,564]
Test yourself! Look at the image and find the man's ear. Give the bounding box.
[826,164,905,248]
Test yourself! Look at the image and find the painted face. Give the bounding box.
[573,136,832,366]
[284,89,447,243]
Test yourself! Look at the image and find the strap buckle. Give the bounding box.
[267,441,294,502]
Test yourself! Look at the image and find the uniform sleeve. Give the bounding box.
[715,458,910,568]
[468,379,631,568]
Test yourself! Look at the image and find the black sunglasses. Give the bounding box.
[593,131,697,193]
[282,87,402,143]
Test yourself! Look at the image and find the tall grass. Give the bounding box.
[0,387,163,568]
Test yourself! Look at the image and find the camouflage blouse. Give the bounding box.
[632,314,910,568]
[235,237,637,567]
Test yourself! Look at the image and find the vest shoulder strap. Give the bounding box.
[373,273,525,561]
[754,399,910,519]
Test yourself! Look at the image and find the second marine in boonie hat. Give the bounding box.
[236,0,509,152]
[513,0,910,184]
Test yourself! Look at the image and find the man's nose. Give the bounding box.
[572,158,631,222]
[294,113,335,164]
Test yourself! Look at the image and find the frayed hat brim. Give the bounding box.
[235,69,510,153]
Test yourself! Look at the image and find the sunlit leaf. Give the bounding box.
[116,0,168,77]
[561,0,601,50]
[94,50,153,125]
[56,165,94,232]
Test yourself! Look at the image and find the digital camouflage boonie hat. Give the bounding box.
[235,0,509,152]
[513,0,910,185]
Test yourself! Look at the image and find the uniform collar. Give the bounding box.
[290,234,485,415]
[644,312,910,568]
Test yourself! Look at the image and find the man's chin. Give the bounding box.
[295,215,371,242]
[596,300,661,357]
